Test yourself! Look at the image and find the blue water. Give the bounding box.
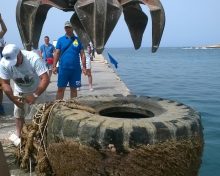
[103,47,220,176]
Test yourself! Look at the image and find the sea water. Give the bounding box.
[103,47,220,176]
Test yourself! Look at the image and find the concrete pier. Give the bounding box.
[0,54,130,139]
[48,54,130,100]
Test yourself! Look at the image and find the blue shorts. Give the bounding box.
[57,68,81,88]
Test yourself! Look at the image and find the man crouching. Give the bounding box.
[0,44,49,139]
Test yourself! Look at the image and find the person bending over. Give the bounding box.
[0,44,49,137]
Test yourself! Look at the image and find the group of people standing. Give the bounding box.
[0,15,95,140]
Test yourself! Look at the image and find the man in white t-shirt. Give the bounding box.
[0,44,49,138]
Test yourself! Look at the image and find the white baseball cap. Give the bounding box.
[0,44,20,67]
[64,21,73,28]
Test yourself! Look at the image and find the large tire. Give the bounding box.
[47,95,203,151]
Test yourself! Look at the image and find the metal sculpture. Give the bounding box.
[16,0,165,54]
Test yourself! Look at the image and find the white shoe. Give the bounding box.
[89,88,94,91]
[9,134,21,146]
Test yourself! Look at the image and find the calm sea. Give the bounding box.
[103,47,220,176]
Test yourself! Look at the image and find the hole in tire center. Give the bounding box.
[99,107,154,118]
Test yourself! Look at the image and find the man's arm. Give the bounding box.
[52,45,56,54]
[0,14,7,38]
[39,49,43,58]
[25,72,49,104]
[1,79,23,108]
[33,72,49,96]
[39,45,44,59]
[52,49,60,74]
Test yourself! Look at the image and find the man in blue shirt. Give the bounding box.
[40,36,55,80]
[52,21,86,99]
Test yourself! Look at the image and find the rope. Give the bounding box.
[16,99,94,174]
[40,101,60,158]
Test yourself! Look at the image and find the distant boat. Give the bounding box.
[206,45,220,48]
[182,44,220,50]
[182,46,218,50]
[201,44,220,49]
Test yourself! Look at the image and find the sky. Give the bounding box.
[0,0,220,49]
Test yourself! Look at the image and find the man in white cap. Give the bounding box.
[0,44,49,138]
[52,21,86,99]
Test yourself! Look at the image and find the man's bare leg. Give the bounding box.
[87,69,93,90]
[70,88,77,98]
[48,70,52,80]
[56,88,66,100]
[15,118,24,137]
